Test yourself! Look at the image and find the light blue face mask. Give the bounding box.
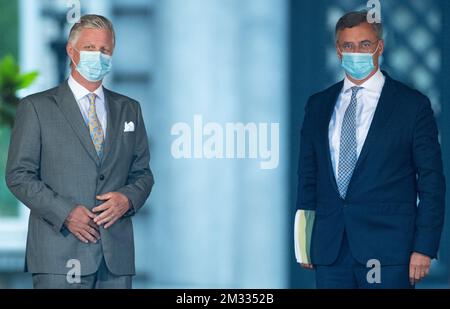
[341,44,379,81]
[74,50,112,82]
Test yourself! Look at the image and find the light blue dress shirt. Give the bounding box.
[328,70,386,180]
[67,74,107,137]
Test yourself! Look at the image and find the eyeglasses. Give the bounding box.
[338,40,379,53]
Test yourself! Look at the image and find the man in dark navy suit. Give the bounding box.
[296,11,445,288]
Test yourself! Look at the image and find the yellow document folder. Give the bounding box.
[294,209,315,264]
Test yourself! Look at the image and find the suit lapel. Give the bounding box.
[322,81,344,197]
[350,76,397,180]
[54,81,100,166]
[101,88,122,164]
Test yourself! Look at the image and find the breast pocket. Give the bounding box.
[115,130,135,162]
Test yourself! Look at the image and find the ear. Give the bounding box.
[336,43,343,61]
[66,43,76,66]
[378,40,385,56]
[66,43,73,57]
[66,43,75,59]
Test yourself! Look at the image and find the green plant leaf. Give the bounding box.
[0,55,19,85]
[17,71,39,90]
[0,55,38,127]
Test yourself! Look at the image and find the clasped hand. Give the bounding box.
[64,192,130,243]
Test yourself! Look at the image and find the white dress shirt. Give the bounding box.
[67,74,107,137]
[328,69,386,179]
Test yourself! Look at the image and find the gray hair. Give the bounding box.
[68,14,115,46]
[335,10,383,40]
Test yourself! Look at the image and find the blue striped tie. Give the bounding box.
[337,86,362,199]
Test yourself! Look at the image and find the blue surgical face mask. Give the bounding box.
[340,44,379,81]
[72,49,112,82]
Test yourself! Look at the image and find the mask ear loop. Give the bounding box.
[370,41,380,56]
[336,42,344,57]
[69,45,80,68]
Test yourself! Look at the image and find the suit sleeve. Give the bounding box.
[412,96,446,259]
[296,97,317,211]
[117,101,154,216]
[5,98,75,233]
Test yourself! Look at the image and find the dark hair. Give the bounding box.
[335,10,383,40]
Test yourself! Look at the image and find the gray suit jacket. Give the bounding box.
[5,80,154,276]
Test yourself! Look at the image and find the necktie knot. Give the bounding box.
[88,93,96,106]
[351,86,363,97]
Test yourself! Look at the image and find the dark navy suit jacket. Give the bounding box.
[296,72,446,266]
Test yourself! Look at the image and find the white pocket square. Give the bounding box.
[124,121,135,132]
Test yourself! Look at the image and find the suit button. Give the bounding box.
[99,175,105,181]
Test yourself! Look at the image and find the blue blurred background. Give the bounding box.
[0,0,449,288]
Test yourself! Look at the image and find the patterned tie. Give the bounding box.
[337,86,362,199]
[87,93,104,158]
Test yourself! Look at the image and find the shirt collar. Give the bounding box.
[342,69,385,94]
[68,74,105,102]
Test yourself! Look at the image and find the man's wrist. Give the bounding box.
[412,252,431,259]
[124,199,135,217]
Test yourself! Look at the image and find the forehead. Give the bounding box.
[337,22,378,42]
[76,28,113,45]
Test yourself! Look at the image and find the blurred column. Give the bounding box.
[233,0,288,288]
[148,0,288,288]
[19,0,47,94]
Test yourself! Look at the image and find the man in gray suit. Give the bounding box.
[5,14,154,289]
